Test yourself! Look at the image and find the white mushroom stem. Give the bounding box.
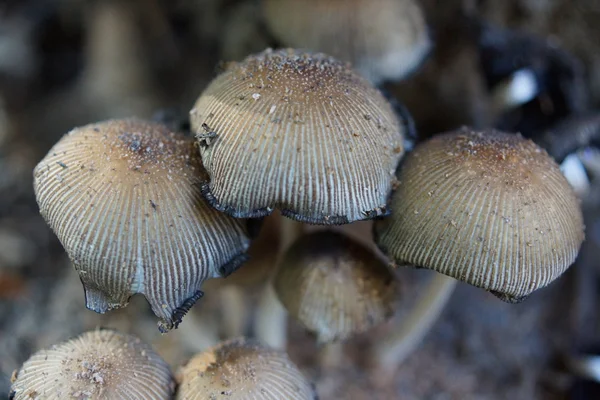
[372,274,457,372]
[82,0,157,115]
[218,285,248,338]
[254,284,288,349]
[319,342,344,369]
[254,217,303,349]
[174,306,220,352]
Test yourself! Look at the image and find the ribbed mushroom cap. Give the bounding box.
[176,338,316,400]
[375,127,585,302]
[274,231,398,343]
[33,118,251,331]
[10,329,174,400]
[261,0,431,84]
[191,48,404,225]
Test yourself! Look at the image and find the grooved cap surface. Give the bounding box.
[262,0,431,84]
[176,338,316,400]
[375,128,585,301]
[33,119,251,331]
[10,330,174,400]
[274,231,398,343]
[191,48,404,225]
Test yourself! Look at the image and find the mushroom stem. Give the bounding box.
[254,217,303,349]
[319,342,344,369]
[279,216,305,250]
[218,285,248,338]
[372,274,457,374]
[254,284,288,349]
[176,306,220,352]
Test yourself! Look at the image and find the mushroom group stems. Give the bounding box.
[254,218,304,349]
[218,285,248,338]
[319,341,345,369]
[177,305,220,352]
[371,273,457,381]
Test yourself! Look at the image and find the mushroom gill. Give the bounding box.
[274,230,399,343]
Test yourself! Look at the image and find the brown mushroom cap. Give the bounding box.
[176,338,316,400]
[191,48,404,225]
[261,0,431,84]
[33,118,251,331]
[10,329,174,400]
[375,127,585,302]
[274,230,399,343]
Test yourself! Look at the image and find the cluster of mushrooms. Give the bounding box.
[10,329,315,399]
[10,0,587,398]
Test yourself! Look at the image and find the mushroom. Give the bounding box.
[33,118,251,332]
[274,230,399,367]
[261,0,431,85]
[274,230,398,342]
[377,127,584,300]
[372,127,585,374]
[176,337,316,400]
[190,48,407,347]
[10,329,174,400]
[190,48,404,224]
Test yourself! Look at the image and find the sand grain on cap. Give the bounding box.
[191,48,404,225]
[33,118,251,331]
[376,127,584,301]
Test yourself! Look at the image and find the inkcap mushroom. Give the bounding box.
[376,127,585,302]
[190,48,405,225]
[176,337,316,399]
[33,118,251,332]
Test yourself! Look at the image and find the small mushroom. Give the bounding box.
[261,0,431,84]
[191,48,405,225]
[274,230,399,344]
[33,118,251,331]
[375,127,585,302]
[10,329,174,400]
[176,338,316,400]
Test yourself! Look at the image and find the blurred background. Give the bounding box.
[0,0,599,398]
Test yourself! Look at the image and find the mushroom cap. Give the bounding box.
[261,0,431,84]
[33,118,251,331]
[191,48,405,225]
[176,338,316,400]
[375,127,585,302]
[274,230,399,343]
[10,329,174,400]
